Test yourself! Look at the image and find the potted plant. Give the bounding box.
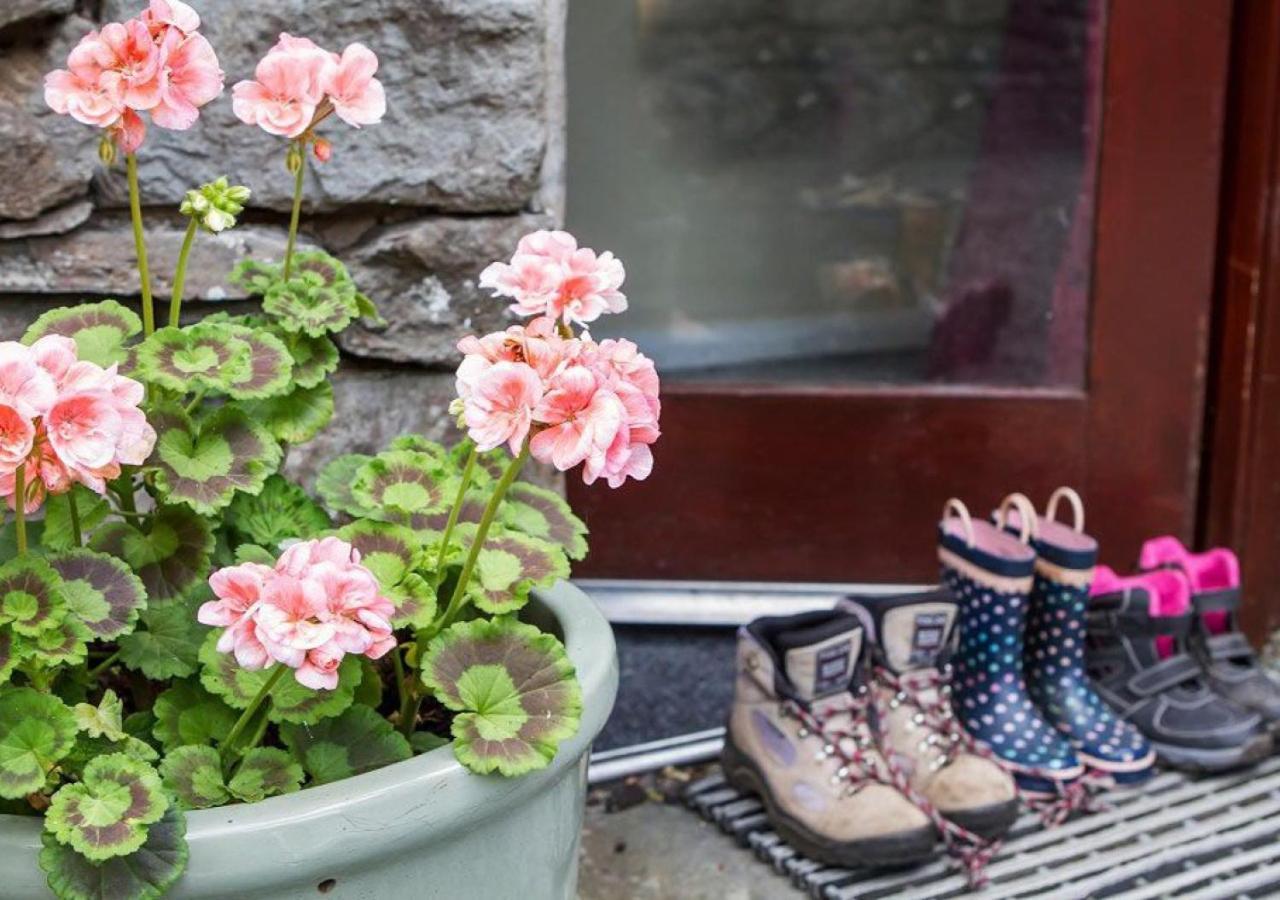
[0,3,653,897]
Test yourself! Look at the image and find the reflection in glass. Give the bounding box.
[567,0,1099,387]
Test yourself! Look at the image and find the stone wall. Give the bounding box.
[0,0,566,483]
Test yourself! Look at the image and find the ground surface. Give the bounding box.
[578,801,795,900]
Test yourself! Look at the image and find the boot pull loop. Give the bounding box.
[942,498,975,548]
[994,492,1037,543]
[1045,486,1085,533]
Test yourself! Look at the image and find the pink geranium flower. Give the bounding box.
[0,406,34,473]
[141,0,201,37]
[202,538,399,690]
[462,361,544,454]
[0,342,57,420]
[74,20,165,112]
[44,68,124,128]
[480,230,628,325]
[529,365,625,471]
[323,43,385,127]
[152,29,224,130]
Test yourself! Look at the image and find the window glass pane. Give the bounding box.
[566,0,1099,387]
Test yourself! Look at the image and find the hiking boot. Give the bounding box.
[840,590,1019,840]
[1139,537,1280,738]
[1002,489,1155,785]
[1086,566,1272,772]
[939,497,1084,798]
[722,610,937,867]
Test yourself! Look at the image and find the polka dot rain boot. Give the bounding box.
[1003,489,1155,786]
[939,497,1085,817]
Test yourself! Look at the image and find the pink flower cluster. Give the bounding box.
[232,34,385,148]
[44,0,223,153]
[199,538,396,691]
[456,256,660,488]
[480,230,627,326]
[0,337,155,513]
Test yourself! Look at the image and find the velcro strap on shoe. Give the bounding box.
[1192,587,1241,615]
[1205,632,1255,662]
[1128,653,1202,696]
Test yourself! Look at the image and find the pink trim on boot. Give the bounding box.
[1091,565,1191,658]
[1138,536,1240,634]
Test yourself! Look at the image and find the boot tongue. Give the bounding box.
[777,614,863,701]
[878,601,957,674]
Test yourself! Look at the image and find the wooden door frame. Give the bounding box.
[1202,0,1280,642]
[571,2,1234,583]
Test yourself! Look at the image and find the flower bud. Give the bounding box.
[285,145,303,174]
[180,177,252,234]
[97,135,116,166]
[312,137,333,163]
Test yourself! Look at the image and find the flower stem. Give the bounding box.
[430,444,529,638]
[13,464,26,556]
[125,153,155,337]
[282,143,306,281]
[67,489,82,547]
[168,218,198,328]
[87,648,121,680]
[222,664,286,758]
[393,648,419,739]
[434,443,478,575]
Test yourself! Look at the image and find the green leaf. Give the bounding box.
[90,505,213,603]
[280,331,340,389]
[416,490,487,534]
[0,556,66,636]
[158,745,227,809]
[223,325,293,399]
[354,291,382,324]
[23,300,142,368]
[0,688,77,798]
[152,681,236,751]
[240,381,334,445]
[198,633,362,724]
[280,704,410,785]
[229,259,280,296]
[39,806,187,900]
[410,731,450,754]
[133,323,250,395]
[421,619,582,777]
[74,691,126,741]
[451,444,509,486]
[291,251,352,288]
[334,520,437,626]
[45,754,168,860]
[226,474,331,548]
[389,435,450,463]
[42,487,111,553]
[232,543,276,566]
[500,483,589,561]
[465,532,570,615]
[315,453,374,518]
[262,278,359,337]
[354,657,384,708]
[0,628,18,687]
[48,550,147,641]
[227,747,303,803]
[352,450,454,522]
[29,619,91,667]
[117,598,205,680]
[149,404,282,516]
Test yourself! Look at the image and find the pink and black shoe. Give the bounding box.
[1139,537,1280,740]
[1086,565,1272,772]
[939,498,1085,801]
[1001,489,1154,787]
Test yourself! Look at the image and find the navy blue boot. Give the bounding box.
[1006,489,1154,786]
[939,498,1084,804]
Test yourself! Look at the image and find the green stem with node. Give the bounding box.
[125,154,155,336]
[282,142,306,281]
[426,443,529,642]
[168,217,198,328]
[434,442,478,575]
[222,664,287,773]
[66,489,82,547]
[87,649,121,680]
[13,464,27,555]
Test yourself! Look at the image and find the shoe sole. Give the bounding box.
[944,798,1021,841]
[1149,733,1273,773]
[720,737,937,868]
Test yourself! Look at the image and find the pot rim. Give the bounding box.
[0,580,618,894]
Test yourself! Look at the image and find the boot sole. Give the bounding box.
[1149,733,1273,773]
[944,798,1020,841]
[720,737,937,868]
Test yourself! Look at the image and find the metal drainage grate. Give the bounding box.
[684,756,1280,898]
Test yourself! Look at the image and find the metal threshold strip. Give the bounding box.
[684,756,1280,898]
[576,579,931,627]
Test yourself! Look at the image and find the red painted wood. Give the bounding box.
[570,2,1232,583]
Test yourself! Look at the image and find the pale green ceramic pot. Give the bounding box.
[0,581,618,899]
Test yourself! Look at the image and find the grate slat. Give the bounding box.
[1173,857,1280,900]
[1114,838,1280,900]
